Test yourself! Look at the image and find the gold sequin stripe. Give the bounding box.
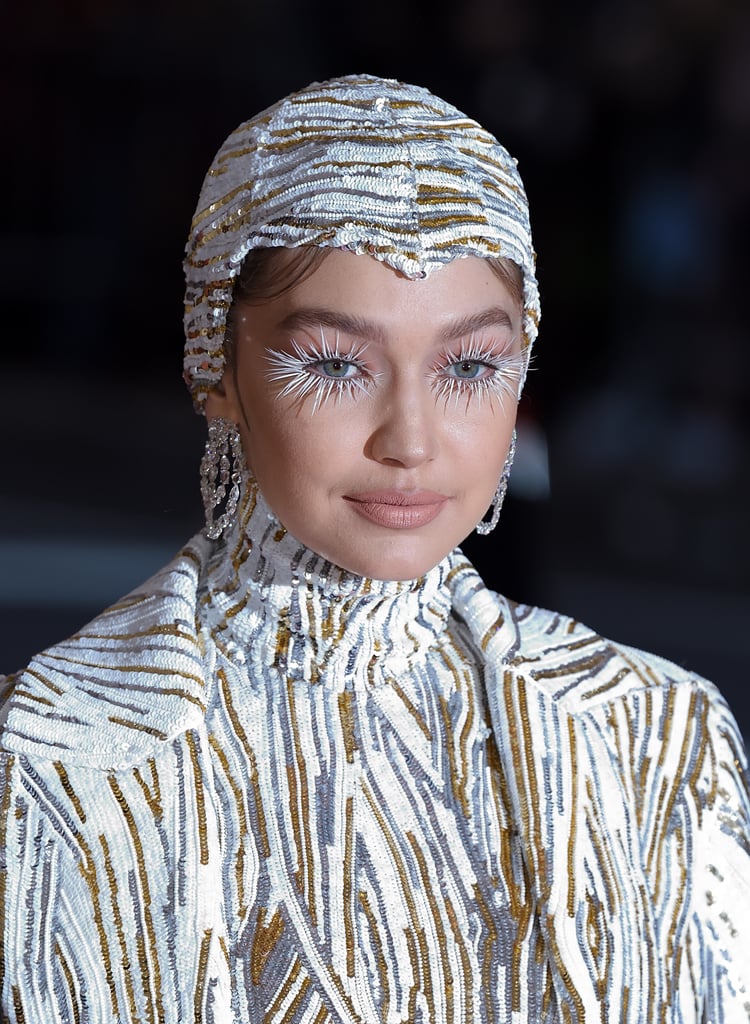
[100,833,140,1023]
[108,776,165,1024]
[18,666,64,696]
[663,848,689,1004]
[197,182,527,249]
[415,193,484,208]
[279,974,312,1024]
[191,159,484,230]
[604,696,644,833]
[133,759,163,820]
[529,650,613,683]
[280,677,315,923]
[580,665,632,702]
[245,160,524,210]
[337,691,356,766]
[265,122,493,146]
[387,678,432,742]
[540,920,587,1024]
[407,832,454,1024]
[53,940,82,1024]
[443,895,473,1024]
[615,647,666,691]
[9,690,54,709]
[650,691,699,908]
[251,907,286,987]
[108,716,169,740]
[686,727,716,829]
[194,928,214,1024]
[72,622,201,645]
[579,775,628,989]
[310,1002,329,1024]
[343,796,355,979]
[217,667,270,859]
[208,733,250,916]
[53,763,86,824]
[357,888,391,1019]
[39,649,206,692]
[471,882,499,1024]
[188,198,501,251]
[186,731,210,867]
[437,688,469,820]
[362,781,431,1014]
[509,881,535,1017]
[504,674,547,897]
[67,818,121,1019]
[11,985,26,1024]
[486,739,520,909]
[189,180,289,234]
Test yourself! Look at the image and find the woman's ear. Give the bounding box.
[204,369,241,422]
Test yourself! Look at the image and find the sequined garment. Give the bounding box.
[1,489,748,1023]
[182,74,540,408]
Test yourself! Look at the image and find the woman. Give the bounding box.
[1,74,748,1024]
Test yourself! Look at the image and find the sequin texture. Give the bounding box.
[183,74,540,408]
[1,484,748,1022]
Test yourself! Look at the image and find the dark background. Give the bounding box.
[2,0,749,740]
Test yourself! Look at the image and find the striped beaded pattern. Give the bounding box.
[183,74,540,408]
[1,485,748,1022]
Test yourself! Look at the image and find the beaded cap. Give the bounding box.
[183,73,540,409]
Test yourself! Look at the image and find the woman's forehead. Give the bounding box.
[236,251,522,343]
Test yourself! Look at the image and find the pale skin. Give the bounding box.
[206,249,524,581]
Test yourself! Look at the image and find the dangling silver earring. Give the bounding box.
[476,428,517,536]
[200,417,245,539]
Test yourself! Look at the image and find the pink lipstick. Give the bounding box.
[343,490,448,529]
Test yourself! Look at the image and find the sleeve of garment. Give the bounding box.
[1,752,120,1023]
[688,690,750,1022]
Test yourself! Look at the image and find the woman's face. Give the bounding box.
[206,250,524,580]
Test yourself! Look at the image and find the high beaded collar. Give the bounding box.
[199,479,457,682]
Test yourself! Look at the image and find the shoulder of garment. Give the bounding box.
[0,535,214,772]
[455,576,750,1021]
[454,576,746,811]
[452,567,735,716]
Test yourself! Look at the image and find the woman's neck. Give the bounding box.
[198,478,457,681]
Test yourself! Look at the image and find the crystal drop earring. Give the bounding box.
[476,428,516,536]
[200,417,245,539]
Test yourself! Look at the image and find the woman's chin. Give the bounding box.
[320,542,454,583]
[269,501,469,582]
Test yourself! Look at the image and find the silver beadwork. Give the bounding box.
[183,75,539,409]
[200,418,244,539]
[476,429,517,536]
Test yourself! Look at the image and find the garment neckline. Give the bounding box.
[200,479,457,677]
[211,479,447,597]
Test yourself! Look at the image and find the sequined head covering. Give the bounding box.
[183,73,540,409]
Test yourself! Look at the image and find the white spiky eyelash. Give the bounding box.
[432,335,526,409]
[265,331,377,414]
[265,330,525,414]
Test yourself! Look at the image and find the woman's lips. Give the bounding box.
[343,491,449,529]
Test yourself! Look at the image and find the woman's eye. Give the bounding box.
[318,358,358,378]
[448,359,486,380]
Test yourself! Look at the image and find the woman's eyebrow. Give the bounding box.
[275,305,514,344]
[276,308,386,343]
[438,306,515,341]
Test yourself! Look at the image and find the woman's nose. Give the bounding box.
[366,382,439,468]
